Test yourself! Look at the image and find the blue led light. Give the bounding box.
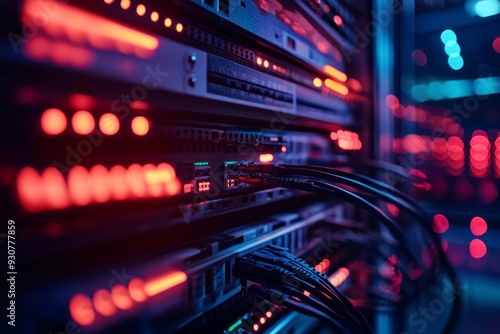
[411,84,428,102]
[475,0,500,18]
[440,29,457,44]
[444,41,461,57]
[428,81,444,100]
[448,55,464,70]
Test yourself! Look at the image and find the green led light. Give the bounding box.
[194,162,209,166]
[225,161,237,165]
[228,319,242,331]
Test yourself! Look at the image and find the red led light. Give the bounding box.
[469,239,487,259]
[69,294,95,326]
[432,214,449,233]
[72,110,95,135]
[93,289,116,316]
[333,15,343,26]
[385,94,400,109]
[111,284,133,310]
[412,49,428,66]
[493,37,500,54]
[99,113,120,135]
[68,166,92,206]
[131,116,150,136]
[42,167,70,210]
[387,203,400,216]
[41,108,67,135]
[470,216,487,236]
[128,278,147,302]
[90,165,112,203]
[16,167,45,212]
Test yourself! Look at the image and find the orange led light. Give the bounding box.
[256,57,263,65]
[323,65,347,82]
[324,79,349,95]
[266,311,272,318]
[128,278,147,302]
[253,324,259,331]
[120,0,130,10]
[72,110,95,135]
[259,154,274,163]
[131,116,150,136]
[99,113,120,135]
[144,271,187,297]
[111,284,133,310]
[69,294,95,326]
[150,11,159,22]
[176,23,183,33]
[104,0,114,4]
[93,289,116,316]
[164,18,172,27]
[263,60,270,68]
[41,108,67,135]
[126,163,147,198]
[313,78,323,88]
[136,4,146,16]
[260,317,266,324]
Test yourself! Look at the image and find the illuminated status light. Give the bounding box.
[184,183,194,193]
[41,108,67,135]
[469,239,487,259]
[493,37,500,53]
[93,289,116,316]
[323,65,348,82]
[104,0,114,4]
[72,110,95,135]
[128,278,147,302]
[448,55,464,70]
[440,29,457,43]
[324,79,349,95]
[263,60,270,68]
[329,267,350,287]
[313,77,323,87]
[385,94,400,109]
[131,116,150,136]
[469,132,491,177]
[259,153,274,163]
[333,15,343,26]
[253,324,259,331]
[136,4,146,16]
[99,113,120,135]
[432,214,449,233]
[475,0,500,17]
[444,41,461,57]
[69,294,95,326]
[332,129,362,150]
[164,18,172,27]
[144,271,187,297]
[150,11,159,22]
[120,0,130,10]
[229,320,243,332]
[16,163,180,212]
[266,311,272,318]
[111,284,133,310]
[176,23,183,33]
[470,216,488,236]
[260,317,266,324]
[197,181,210,192]
[256,57,263,66]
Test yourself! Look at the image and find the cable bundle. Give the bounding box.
[231,163,460,333]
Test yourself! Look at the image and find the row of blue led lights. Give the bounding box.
[440,29,464,70]
[410,77,500,102]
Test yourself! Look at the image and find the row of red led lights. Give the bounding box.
[41,108,151,136]
[433,214,488,259]
[330,129,363,150]
[17,163,181,212]
[70,271,187,326]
